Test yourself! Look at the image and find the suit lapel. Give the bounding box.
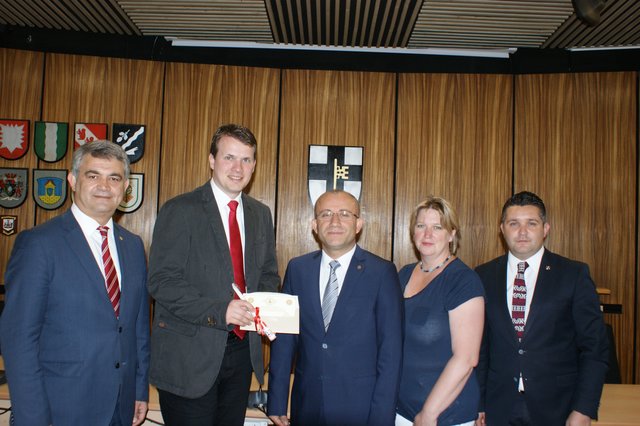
[325,246,364,333]
[113,224,129,319]
[242,195,259,292]
[202,184,235,287]
[522,250,554,340]
[490,256,520,342]
[305,252,325,332]
[62,211,117,314]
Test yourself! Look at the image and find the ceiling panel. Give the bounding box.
[0,0,638,50]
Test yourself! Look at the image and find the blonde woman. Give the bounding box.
[396,197,484,426]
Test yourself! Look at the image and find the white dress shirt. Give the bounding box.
[506,245,544,392]
[71,203,122,288]
[506,246,545,323]
[318,244,357,303]
[210,179,246,263]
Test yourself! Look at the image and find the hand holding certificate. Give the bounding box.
[232,283,277,341]
[232,283,300,336]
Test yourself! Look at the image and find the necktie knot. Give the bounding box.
[98,225,109,238]
[228,200,239,212]
[329,260,340,272]
[517,261,528,274]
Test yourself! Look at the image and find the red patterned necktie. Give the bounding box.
[98,226,120,318]
[228,200,246,339]
[511,261,528,339]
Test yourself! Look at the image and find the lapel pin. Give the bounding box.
[357,264,363,270]
[119,236,124,241]
[545,265,551,270]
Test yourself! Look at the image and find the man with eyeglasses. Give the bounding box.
[268,190,403,426]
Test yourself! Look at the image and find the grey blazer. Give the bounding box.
[148,182,280,398]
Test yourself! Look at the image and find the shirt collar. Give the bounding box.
[71,203,114,235]
[508,246,545,271]
[210,179,242,207]
[321,244,357,269]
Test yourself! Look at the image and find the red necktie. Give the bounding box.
[511,261,528,339]
[98,226,121,318]
[228,200,246,339]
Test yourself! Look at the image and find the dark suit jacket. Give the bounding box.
[475,250,608,426]
[268,246,403,426]
[147,182,280,398]
[0,210,150,426]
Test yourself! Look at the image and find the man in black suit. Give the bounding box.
[147,124,280,425]
[475,191,608,426]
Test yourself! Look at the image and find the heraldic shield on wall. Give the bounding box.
[117,173,144,213]
[308,145,363,207]
[113,124,145,164]
[0,168,28,209]
[0,119,29,160]
[75,122,108,149]
[33,169,67,210]
[34,121,68,162]
[2,215,17,236]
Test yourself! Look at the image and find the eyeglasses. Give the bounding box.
[316,209,359,221]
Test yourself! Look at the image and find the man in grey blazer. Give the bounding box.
[148,124,280,425]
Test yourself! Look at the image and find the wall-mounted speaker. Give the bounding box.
[572,0,606,26]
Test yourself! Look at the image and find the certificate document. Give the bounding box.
[240,292,300,334]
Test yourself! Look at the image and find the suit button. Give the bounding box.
[115,362,120,369]
[518,349,525,355]
[118,327,123,333]
[322,343,328,349]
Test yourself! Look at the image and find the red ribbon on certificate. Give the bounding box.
[254,307,276,341]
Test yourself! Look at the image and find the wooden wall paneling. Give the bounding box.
[0,48,43,281]
[160,63,224,205]
[515,72,636,383]
[218,66,280,215]
[394,73,513,271]
[160,63,279,215]
[37,53,106,226]
[104,56,164,252]
[637,72,640,385]
[38,53,164,252]
[276,69,396,276]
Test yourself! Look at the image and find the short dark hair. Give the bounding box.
[501,191,547,223]
[72,140,130,179]
[209,124,257,158]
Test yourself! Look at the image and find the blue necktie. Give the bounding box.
[322,260,341,331]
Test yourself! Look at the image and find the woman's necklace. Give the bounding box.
[419,255,452,273]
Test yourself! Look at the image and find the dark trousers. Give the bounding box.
[508,393,532,426]
[159,333,253,426]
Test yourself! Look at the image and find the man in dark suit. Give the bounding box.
[268,190,403,426]
[475,191,608,426]
[147,124,280,425]
[0,141,150,425]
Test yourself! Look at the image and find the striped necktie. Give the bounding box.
[322,260,341,331]
[98,226,120,318]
